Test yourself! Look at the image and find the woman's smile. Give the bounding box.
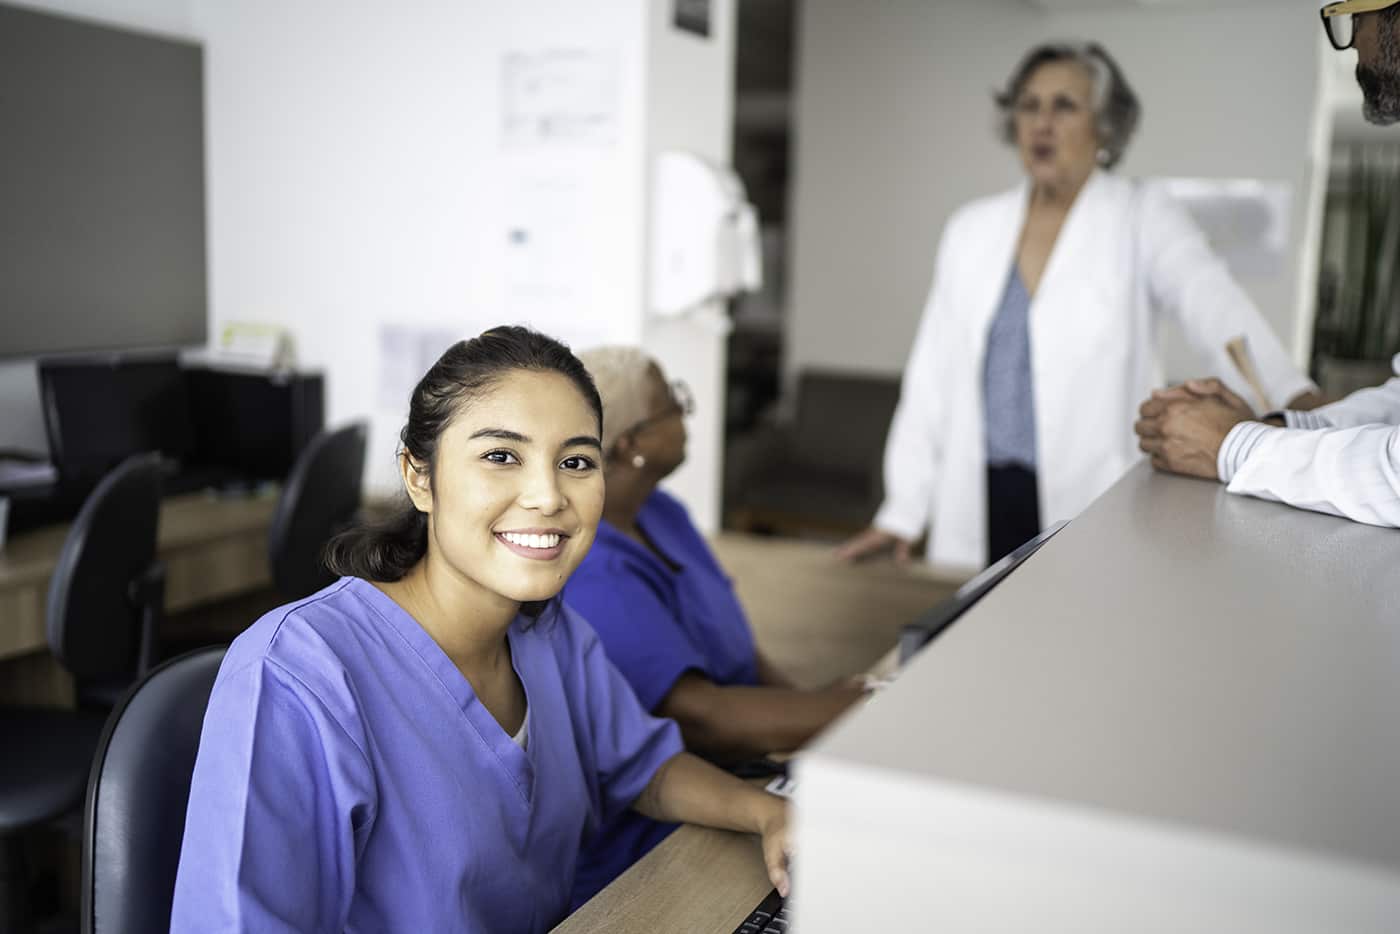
[495,528,569,560]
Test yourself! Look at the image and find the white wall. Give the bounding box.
[191,0,735,518]
[642,0,736,533]
[787,0,1327,384]
[0,363,48,454]
[191,0,656,495]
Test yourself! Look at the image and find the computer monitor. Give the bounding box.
[898,520,1069,664]
[182,366,324,483]
[39,357,195,482]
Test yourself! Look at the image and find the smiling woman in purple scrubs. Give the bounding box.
[170,327,789,932]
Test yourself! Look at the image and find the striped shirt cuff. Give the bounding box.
[1281,409,1333,430]
[1217,421,1275,484]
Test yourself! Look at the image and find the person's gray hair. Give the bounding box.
[994,42,1141,170]
[576,345,657,457]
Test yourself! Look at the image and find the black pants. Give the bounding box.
[987,463,1040,566]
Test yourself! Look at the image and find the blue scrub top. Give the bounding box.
[563,488,759,907]
[170,577,683,933]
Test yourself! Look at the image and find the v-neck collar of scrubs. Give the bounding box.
[346,577,537,803]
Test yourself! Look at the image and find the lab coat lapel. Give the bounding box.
[1027,169,1108,303]
[962,181,1030,360]
[1026,169,1112,511]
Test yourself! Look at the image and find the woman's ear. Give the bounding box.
[400,452,433,514]
[609,432,634,466]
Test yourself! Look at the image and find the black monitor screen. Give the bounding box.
[39,358,194,480]
[898,521,1069,663]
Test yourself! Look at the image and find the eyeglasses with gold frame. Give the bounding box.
[1321,0,1400,51]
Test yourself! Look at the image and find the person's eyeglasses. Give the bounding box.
[628,380,694,434]
[1321,0,1400,52]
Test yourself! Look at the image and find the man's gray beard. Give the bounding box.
[1362,11,1400,126]
[1359,65,1400,125]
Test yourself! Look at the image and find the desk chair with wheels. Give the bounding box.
[268,421,367,600]
[82,647,225,934]
[0,453,165,929]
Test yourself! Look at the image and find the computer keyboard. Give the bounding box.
[764,772,796,798]
[732,887,789,933]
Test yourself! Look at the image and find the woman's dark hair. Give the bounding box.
[994,41,1141,170]
[324,325,603,619]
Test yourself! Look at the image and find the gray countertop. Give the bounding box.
[807,463,1400,876]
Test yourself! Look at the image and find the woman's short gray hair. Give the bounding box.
[576,345,657,456]
[994,42,1141,170]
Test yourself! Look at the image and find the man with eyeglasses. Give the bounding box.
[1323,0,1400,123]
[1135,1,1400,528]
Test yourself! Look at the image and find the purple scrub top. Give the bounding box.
[170,576,683,933]
[562,488,759,906]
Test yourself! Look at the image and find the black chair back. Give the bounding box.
[790,370,901,478]
[82,647,225,934]
[268,421,367,599]
[45,452,165,698]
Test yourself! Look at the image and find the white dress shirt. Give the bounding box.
[1217,354,1400,527]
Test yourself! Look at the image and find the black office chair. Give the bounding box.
[47,452,166,707]
[268,421,367,600]
[0,453,166,930]
[82,646,225,934]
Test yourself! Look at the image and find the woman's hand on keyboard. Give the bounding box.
[756,796,792,898]
[630,752,792,898]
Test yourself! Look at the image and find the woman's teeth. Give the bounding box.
[500,532,561,549]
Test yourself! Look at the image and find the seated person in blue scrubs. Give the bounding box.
[170,327,790,932]
[565,346,867,906]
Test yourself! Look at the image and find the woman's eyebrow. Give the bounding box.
[468,428,529,443]
[468,428,602,451]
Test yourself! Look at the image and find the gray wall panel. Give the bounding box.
[0,2,205,358]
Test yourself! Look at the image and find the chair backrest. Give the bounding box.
[46,452,164,687]
[268,421,367,599]
[790,370,901,476]
[82,646,226,934]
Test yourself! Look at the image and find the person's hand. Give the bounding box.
[1138,377,1253,417]
[834,527,911,563]
[1286,389,1324,412]
[1142,378,1283,427]
[1135,378,1256,480]
[828,675,878,709]
[756,797,792,898]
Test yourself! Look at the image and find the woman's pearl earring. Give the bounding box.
[632,454,646,469]
[1096,147,1111,166]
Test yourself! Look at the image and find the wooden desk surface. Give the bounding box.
[553,824,773,934]
[0,489,278,662]
[709,531,962,688]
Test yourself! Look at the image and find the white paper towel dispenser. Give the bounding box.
[649,151,762,316]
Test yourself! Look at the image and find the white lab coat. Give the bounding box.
[874,169,1314,572]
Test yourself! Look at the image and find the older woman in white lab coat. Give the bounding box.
[837,41,1317,573]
